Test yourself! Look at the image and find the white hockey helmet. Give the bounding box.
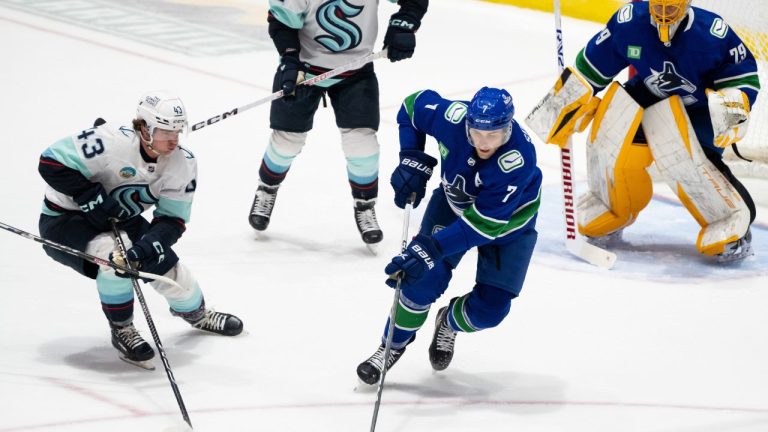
[136,90,188,138]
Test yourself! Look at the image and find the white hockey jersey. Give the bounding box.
[269,0,397,70]
[41,124,197,223]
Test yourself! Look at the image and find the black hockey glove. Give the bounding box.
[278,51,303,99]
[384,234,443,287]
[110,234,166,275]
[390,150,437,209]
[74,184,128,231]
[383,12,419,62]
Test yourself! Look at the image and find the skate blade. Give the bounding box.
[118,355,155,370]
[353,378,377,392]
[365,243,379,255]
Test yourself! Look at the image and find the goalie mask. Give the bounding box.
[649,0,692,43]
[136,90,188,146]
[466,87,515,148]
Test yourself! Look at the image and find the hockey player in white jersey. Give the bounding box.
[38,91,243,367]
[248,0,429,250]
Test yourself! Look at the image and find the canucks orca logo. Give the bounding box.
[111,184,157,218]
[644,61,697,99]
[315,0,364,52]
[442,174,476,212]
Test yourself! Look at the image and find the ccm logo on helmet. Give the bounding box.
[401,158,433,175]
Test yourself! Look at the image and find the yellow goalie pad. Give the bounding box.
[643,96,751,255]
[578,82,652,237]
[525,67,600,147]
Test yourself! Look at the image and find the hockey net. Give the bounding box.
[692,0,768,177]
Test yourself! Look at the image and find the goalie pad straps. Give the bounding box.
[643,96,750,255]
[525,67,600,147]
[577,82,651,237]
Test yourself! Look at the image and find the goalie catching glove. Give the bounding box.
[525,67,601,147]
[707,88,750,148]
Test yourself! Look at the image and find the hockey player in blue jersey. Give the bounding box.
[38,91,243,368]
[356,87,542,384]
[248,0,429,251]
[527,0,760,263]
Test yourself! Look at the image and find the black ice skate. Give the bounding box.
[354,198,383,251]
[717,229,753,264]
[172,308,244,336]
[356,337,412,386]
[429,304,457,371]
[249,181,279,231]
[110,323,155,370]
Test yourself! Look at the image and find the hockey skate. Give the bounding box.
[248,181,279,231]
[717,229,753,264]
[354,198,383,253]
[356,337,413,386]
[585,228,624,247]
[110,323,155,370]
[429,304,457,371]
[172,307,244,336]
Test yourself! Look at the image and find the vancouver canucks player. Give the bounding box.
[38,91,243,368]
[526,0,760,263]
[357,87,542,384]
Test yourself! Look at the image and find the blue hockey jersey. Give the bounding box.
[575,2,760,109]
[397,90,543,256]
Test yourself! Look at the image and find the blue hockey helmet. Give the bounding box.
[466,87,514,145]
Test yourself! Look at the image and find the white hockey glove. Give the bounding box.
[707,88,750,148]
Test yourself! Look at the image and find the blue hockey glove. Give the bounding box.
[384,234,443,287]
[391,150,437,209]
[383,12,419,62]
[74,184,128,231]
[278,51,303,99]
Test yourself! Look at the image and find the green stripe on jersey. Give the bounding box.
[394,301,430,331]
[714,73,761,92]
[450,295,476,333]
[402,90,425,124]
[575,48,612,88]
[462,186,541,239]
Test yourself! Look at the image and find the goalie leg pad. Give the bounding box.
[643,96,751,255]
[578,83,652,237]
[525,67,599,147]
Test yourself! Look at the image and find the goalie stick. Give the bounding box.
[189,50,388,133]
[553,0,616,269]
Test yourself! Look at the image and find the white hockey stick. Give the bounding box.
[190,50,388,132]
[553,0,616,269]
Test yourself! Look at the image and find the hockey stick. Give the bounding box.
[369,192,416,432]
[110,220,193,430]
[0,220,182,288]
[189,50,388,133]
[553,0,616,269]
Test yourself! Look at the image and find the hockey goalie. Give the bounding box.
[526,0,760,263]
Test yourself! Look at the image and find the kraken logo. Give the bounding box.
[315,0,364,52]
[111,184,157,218]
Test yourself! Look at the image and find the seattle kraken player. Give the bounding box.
[38,91,243,368]
[357,88,542,384]
[527,0,760,263]
[248,0,429,250]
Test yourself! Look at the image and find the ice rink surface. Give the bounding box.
[1,1,767,431]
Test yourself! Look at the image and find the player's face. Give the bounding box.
[469,128,505,159]
[150,128,180,155]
